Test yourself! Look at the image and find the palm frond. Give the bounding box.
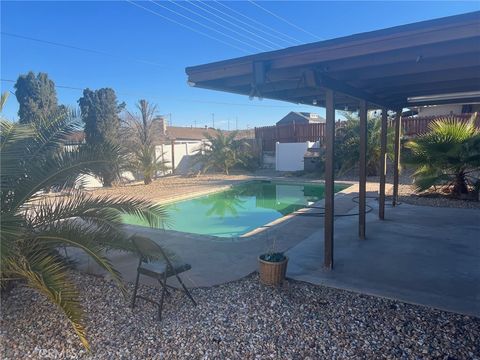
[5,252,89,350]
[1,114,170,349]
[35,222,125,293]
[404,115,479,194]
[30,191,168,233]
[0,91,8,112]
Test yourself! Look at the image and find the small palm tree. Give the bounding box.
[123,99,169,184]
[0,112,167,349]
[195,130,248,175]
[404,114,480,197]
[335,111,394,176]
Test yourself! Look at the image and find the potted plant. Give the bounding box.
[258,238,288,286]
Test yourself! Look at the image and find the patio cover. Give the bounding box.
[185,11,480,269]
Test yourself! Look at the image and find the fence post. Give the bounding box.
[171,140,175,175]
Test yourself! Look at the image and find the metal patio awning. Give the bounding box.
[186,11,480,110]
[185,11,480,269]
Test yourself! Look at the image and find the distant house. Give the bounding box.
[154,117,254,143]
[276,112,325,126]
[63,116,254,146]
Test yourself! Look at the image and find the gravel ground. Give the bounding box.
[1,272,479,359]
[336,167,480,210]
[386,184,480,210]
[87,174,252,203]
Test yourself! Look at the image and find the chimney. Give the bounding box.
[155,116,167,135]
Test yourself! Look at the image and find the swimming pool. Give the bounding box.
[123,180,348,238]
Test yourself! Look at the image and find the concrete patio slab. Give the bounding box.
[286,201,480,317]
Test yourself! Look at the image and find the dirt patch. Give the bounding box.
[85,173,253,203]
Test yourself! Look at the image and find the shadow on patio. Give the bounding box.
[286,201,480,317]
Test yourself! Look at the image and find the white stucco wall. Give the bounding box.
[275,142,314,171]
[155,140,204,175]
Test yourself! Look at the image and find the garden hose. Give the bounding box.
[295,195,401,218]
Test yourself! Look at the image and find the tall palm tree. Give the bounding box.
[0,112,167,349]
[123,100,169,184]
[404,115,480,196]
[195,130,248,175]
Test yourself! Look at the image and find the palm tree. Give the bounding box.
[404,114,480,197]
[195,130,248,175]
[335,111,394,176]
[123,100,169,184]
[0,112,167,350]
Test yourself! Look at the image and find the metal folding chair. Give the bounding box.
[130,235,196,320]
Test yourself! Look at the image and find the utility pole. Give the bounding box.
[236,116,238,130]
[227,118,230,131]
[211,113,215,128]
[161,113,172,126]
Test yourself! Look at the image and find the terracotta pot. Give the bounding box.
[258,255,288,286]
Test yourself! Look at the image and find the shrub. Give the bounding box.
[404,114,480,197]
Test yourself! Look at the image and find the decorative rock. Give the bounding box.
[1,271,479,359]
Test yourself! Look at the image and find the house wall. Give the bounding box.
[155,140,204,175]
[275,142,314,171]
[70,140,205,189]
[417,104,463,116]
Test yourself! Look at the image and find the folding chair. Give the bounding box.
[130,235,196,320]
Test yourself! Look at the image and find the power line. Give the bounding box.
[168,0,276,51]
[248,0,323,41]
[212,0,303,46]
[186,0,283,50]
[1,32,165,67]
[150,0,265,52]
[0,78,296,108]
[125,0,251,54]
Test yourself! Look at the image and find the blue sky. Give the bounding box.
[1,1,479,129]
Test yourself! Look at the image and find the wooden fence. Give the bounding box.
[255,113,479,151]
[255,122,327,151]
[391,113,479,137]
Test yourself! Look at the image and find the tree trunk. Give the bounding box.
[102,170,115,187]
[453,171,468,196]
[144,176,152,185]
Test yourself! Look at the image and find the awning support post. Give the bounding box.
[324,89,335,270]
[393,111,402,206]
[359,100,367,239]
[379,109,388,219]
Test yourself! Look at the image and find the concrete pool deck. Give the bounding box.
[75,179,479,317]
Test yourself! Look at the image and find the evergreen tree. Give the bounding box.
[14,71,59,124]
[78,88,125,186]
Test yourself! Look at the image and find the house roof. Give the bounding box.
[277,111,326,125]
[162,126,254,141]
[163,126,219,141]
[185,11,480,110]
[64,127,254,145]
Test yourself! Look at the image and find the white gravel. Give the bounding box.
[1,272,479,359]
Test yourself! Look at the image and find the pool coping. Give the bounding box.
[125,177,357,243]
